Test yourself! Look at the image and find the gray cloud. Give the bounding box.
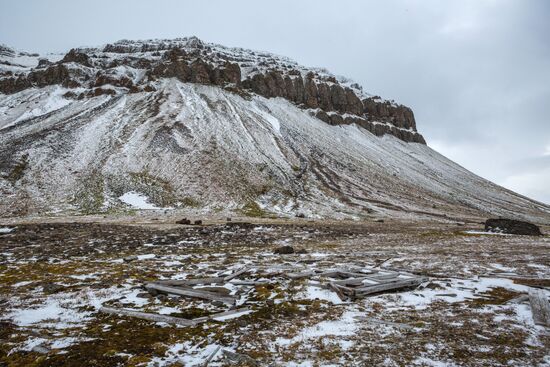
[1,0,549,203]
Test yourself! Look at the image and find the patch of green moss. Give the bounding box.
[239,201,268,218]
[70,171,105,214]
[466,287,520,308]
[180,197,201,208]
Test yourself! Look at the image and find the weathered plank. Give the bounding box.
[99,306,197,326]
[364,272,401,280]
[285,270,315,280]
[202,345,221,366]
[354,277,426,296]
[529,289,550,327]
[223,267,249,282]
[194,307,254,323]
[506,294,529,304]
[229,280,269,286]
[156,277,225,286]
[222,350,259,366]
[328,282,347,301]
[145,283,236,304]
[331,277,373,286]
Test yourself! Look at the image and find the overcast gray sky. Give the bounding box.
[2,0,549,204]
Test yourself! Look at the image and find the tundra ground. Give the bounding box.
[1,216,549,366]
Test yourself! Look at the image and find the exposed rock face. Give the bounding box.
[0,64,73,94]
[0,37,425,143]
[485,218,543,236]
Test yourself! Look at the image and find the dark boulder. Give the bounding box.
[42,282,64,294]
[274,245,295,254]
[176,218,191,225]
[485,218,542,236]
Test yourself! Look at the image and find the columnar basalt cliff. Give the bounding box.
[0,37,424,143]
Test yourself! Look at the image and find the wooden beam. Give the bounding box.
[99,306,197,326]
[529,289,550,327]
[285,270,315,280]
[145,283,236,304]
[354,277,426,297]
[155,277,225,286]
[223,267,249,282]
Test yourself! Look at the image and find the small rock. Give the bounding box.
[31,345,50,354]
[147,288,159,297]
[194,220,203,225]
[123,255,138,262]
[295,248,308,254]
[274,245,294,254]
[42,282,64,294]
[176,218,191,225]
[212,300,225,307]
[136,292,152,299]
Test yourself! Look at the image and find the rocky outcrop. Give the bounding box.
[241,71,364,116]
[0,64,73,94]
[149,49,241,86]
[363,97,417,130]
[61,49,92,67]
[240,70,424,143]
[0,37,425,143]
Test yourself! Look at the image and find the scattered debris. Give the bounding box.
[100,306,198,326]
[485,218,542,236]
[202,345,221,366]
[222,350,259,366]
[145,283,236,305]
[100,306,253,327]
[507,294,530,304]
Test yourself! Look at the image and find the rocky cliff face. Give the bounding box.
[0,37,425,143]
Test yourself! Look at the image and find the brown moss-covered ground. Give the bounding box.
[0,217,549,366]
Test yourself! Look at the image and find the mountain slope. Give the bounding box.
[0,38,549,222]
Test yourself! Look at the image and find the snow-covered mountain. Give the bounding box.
[0,37,548,222]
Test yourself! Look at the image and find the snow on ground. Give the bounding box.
[464,230,510,236]
[276,310,362,347]
[297,284,344,305]
[0,227,15,233]
[119,191,162,210]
